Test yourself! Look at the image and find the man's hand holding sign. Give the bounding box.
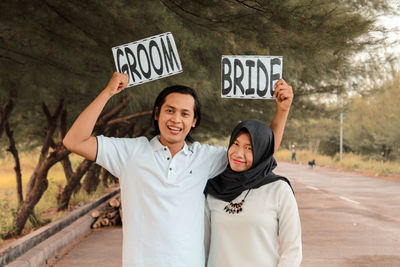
[104,72,130,97]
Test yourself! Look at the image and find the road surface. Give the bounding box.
[53,162,400,266]
[276,162,400,266]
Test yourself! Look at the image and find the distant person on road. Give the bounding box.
[63,72,292,267]
[205,119,302,267]
[308,159,316,169]
[291,144,296,163]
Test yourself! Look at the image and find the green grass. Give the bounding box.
[276,149,400,177]
[0,152,114,244]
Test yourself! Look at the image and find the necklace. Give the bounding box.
[224,189,251,214]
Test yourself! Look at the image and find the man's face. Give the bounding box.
[155,92,197,148]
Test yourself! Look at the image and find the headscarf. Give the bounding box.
[205,119,292,202]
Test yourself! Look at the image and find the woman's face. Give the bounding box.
[228,131,254,172]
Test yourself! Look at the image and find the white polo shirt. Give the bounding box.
[96,135,227,267]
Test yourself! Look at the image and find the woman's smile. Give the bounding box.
[231,158,245,165]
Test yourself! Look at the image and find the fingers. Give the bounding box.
[107,72,130,95]
[273,79,293,102]
[117,72,129,90]
[120,72,129,88]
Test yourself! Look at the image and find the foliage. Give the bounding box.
[0,190,17,242]
[0,0,396,145]
[344,73,400,160]
[0,171,109,244]
[282,102,345,156]
[0,0,398,236]
[276,149,400,177]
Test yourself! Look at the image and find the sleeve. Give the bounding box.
[95,135,141,179]
[205,145,228,179]
[277,181,303,267]
[204,197,211,263]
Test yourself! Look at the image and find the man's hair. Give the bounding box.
[151,85,201,143]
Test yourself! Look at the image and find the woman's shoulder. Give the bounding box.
[254,179,293,199]
[258,179,291,191]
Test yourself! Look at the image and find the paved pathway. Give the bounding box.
[53,162,400,266]
[51,227,122,267]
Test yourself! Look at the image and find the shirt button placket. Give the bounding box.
[164,147,171,161]
[169,157,175,179]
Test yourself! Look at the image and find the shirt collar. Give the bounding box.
[150,136,192,155]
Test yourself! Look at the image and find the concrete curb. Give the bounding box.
[0,188,120,266]
[6,214,93,267]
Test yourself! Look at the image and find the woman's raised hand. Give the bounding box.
[273,79,293,113]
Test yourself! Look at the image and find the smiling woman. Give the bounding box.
[205,119,302,267]
[228,130,253,172]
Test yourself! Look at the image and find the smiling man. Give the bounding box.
[63,72,293,267]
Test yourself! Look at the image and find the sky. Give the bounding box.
[377,14,400,54]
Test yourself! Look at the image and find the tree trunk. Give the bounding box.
[0,98,14,138]
[82,163,101,194]
[58,109,75,184]
[11,144,69,236]
[314,138,320,154]
[57,159,93,211]
[26,100,64,195]
[5,122,23,204]
[100,167,111,187]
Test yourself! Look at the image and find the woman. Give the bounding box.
[205,119,302,267]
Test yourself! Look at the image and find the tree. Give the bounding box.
[344,73,400,161]
[0,0,396,235]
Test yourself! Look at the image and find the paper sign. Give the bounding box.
[112,32,182,87]
[221,55,283,99]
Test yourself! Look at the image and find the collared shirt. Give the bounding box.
[96,135,227,267]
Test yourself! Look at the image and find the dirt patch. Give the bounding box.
[345,255,400,266]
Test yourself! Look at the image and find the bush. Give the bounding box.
[276,149,400,177]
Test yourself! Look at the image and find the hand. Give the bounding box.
[273,79,293,112]
[104,72,130,97]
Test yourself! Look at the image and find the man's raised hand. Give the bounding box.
[105,72,130,97]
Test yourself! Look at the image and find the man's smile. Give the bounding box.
[167,125,182,134]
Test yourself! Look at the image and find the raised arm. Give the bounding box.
[270,79,293,153]
[63,72,129,161]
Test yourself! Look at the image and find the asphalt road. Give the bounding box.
[276,162,400,266]
[53,162,400,267]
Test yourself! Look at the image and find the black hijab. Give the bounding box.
[205,119,292,202]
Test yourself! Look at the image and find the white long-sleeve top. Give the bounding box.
[205,180,302,267]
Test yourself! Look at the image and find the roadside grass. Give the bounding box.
[276,149,400,177]
[0,152,111,245]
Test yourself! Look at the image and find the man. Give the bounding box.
[63,72,293,267]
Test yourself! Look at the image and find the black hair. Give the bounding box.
[151,85,201,143]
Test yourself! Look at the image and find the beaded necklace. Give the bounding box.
[223,189,251,214]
